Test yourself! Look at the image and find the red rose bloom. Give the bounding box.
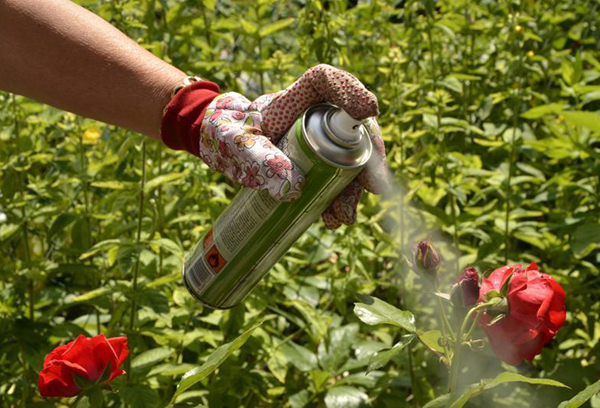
[478,262,566,366]
[39,335,128,397]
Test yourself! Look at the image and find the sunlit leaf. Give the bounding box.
[353,295,416,332]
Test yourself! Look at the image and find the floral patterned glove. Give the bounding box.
[162,64,389,228]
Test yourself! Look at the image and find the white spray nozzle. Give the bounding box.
[327,109,362,147]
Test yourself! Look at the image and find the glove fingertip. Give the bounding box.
[322,207,342,230]
[330,180,363,226]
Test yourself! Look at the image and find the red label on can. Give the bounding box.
[205,245,226,273]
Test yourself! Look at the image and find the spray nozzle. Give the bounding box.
[324,108,363,148]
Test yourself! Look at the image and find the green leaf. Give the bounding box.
[259,18,295,37]
[418,330,445,354]
[240,18,258,36]
[558,379,600,408]
[79,239,120,260]
[131,347,174,370]
[445,372,568,408]
[353,295,416,332]
[368,335,414,372]
[267,350,288,383]
[0,223,20,241]
[90,180,135,190]
[310,369,331,392]
[520,103,565,119]
[144,172,186,192]
[562,111,600,134]
[289,390,311,408]
[172,322,261,400]
[571,224,600,258]
[151,238,183,258]
[121,384,159,408]
[72,287,112,303]
[423,394,450,408]
[280,341,318,372]
[324,386,369,408]
[87,387,104,408]
[318,324,359,372]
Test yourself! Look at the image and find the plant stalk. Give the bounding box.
[127,140,147,378]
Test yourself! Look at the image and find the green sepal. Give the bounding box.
[487,313,506,326]
[499,273,514,297]
[483,289,501,301]
[73,373,93,391]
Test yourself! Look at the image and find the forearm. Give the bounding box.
[0,0,187,140]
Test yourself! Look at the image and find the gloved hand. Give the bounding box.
[161,64,389,229]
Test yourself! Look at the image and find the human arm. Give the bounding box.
[0,0,389,227]
[0,0,186,139]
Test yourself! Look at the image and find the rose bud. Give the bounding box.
[478,262,566,366]
[412,240,441,280]
[39,335,129,398]
[450,267,480,308]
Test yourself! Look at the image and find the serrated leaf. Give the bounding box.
[324,386,369,408]
[172,322,261,400]
[558,378,600,408]
[353,295,416,332]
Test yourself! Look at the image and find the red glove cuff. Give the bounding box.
[160,80,220,157]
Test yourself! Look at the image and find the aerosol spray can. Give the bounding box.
[182,103,373,309]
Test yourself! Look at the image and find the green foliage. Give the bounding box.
[2,0,600,407]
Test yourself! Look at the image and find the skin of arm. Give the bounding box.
[0,0,187,140]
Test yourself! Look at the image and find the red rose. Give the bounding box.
[39,335,128,397]
[478,262,566,365]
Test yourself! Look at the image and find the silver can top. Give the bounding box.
[302,104,372,169]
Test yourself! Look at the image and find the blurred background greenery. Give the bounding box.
[1,0,599,407]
